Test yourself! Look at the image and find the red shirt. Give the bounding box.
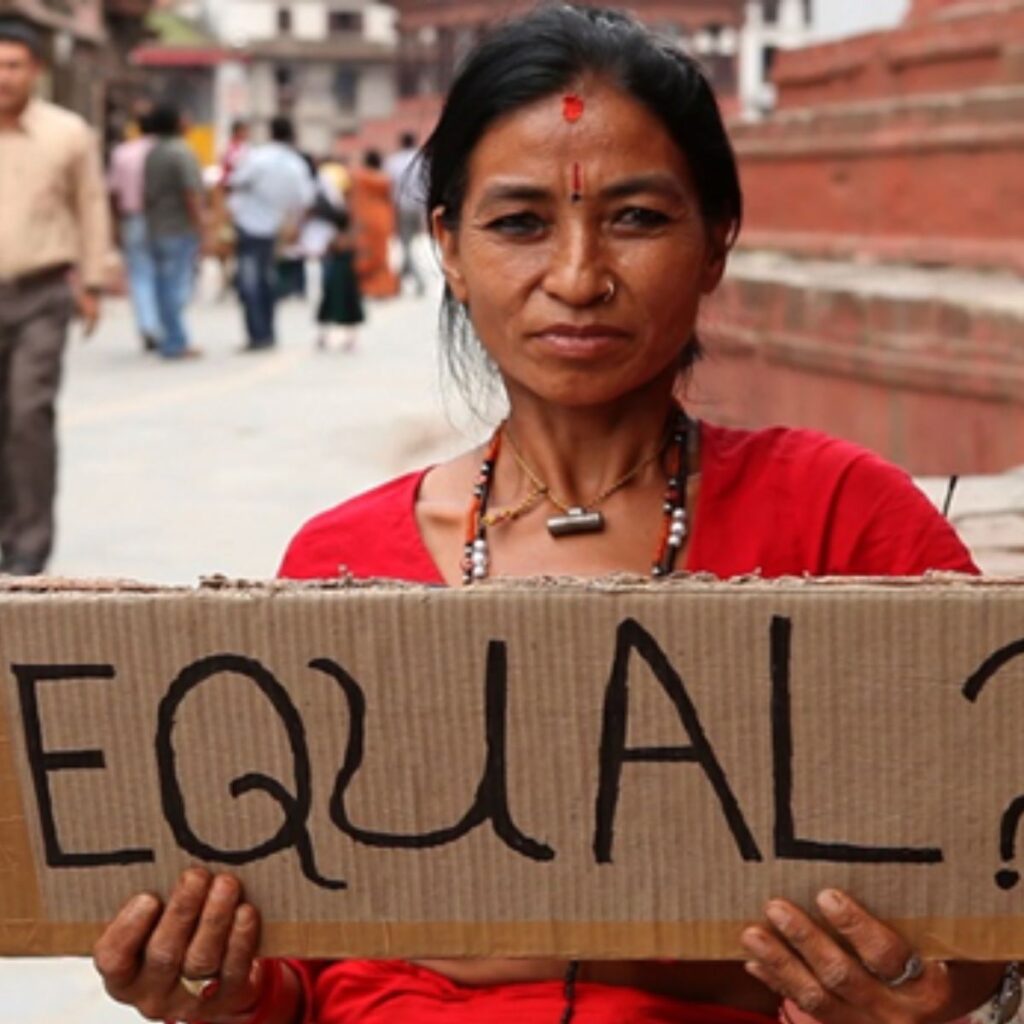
[275,424,976,1024]
[280,423,977,582]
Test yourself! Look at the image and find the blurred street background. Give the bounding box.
[0,0,1022,1018]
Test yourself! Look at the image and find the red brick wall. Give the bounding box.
[731,2,1024,273]
[695,270,1024,473]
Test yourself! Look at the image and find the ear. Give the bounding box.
[700,221,731,295]
[430,206,469,304]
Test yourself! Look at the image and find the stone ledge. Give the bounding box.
[694,254,1024,472]
[730,85,1024,138]
[735,233,1024,277]
[718,251,1024,316]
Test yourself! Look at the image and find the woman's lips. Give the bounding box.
[530,324,631,357]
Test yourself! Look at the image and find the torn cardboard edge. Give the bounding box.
[1,571,1020,596]
[1,577,1023,958]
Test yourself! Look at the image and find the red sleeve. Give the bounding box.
[815,447,978,576]
[690,425,978,578]
[277,469,443,583]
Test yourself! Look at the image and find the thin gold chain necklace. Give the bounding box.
[462,410,692,583]
[503,423,673,537]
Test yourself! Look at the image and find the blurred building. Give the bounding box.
[133,0,396,159]
[698,0,1024,473]
[394,0,745,99]
[0,0,153,130]
[344,0,815,156]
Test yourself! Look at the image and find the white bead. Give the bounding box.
[672,508,687,522]
[472,553,488,568]
[473,538,488,552]
[670,525,686,540]
[668,535,682,547]
[472,565,488,580]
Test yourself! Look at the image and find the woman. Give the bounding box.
[301,157,365,351]
[349,150,401,299]
[93,7,1016,1024]
[316,204,365,352]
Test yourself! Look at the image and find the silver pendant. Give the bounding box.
[547,508,605,537]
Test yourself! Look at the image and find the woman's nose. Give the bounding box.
[540,222,609,307]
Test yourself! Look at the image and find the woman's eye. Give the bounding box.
[486,212,547,237]
[615,207,671,230]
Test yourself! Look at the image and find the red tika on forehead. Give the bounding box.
[562,94,585,123]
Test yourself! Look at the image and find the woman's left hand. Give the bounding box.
[741,889,1004,1024]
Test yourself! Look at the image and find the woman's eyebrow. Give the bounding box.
[600,173,685,201]
[477,182,553,205]
[475,173,685,206]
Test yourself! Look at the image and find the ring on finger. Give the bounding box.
[881,953,925,988]
[180,973,221,1001]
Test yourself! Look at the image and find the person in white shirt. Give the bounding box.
[227,117,314,350]
[383,131,426,297]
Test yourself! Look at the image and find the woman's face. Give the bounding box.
[434,78,729,409]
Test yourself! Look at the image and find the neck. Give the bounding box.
[501,379,680,509]
[0,98,28,131]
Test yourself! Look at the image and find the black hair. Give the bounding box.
[271,116,296,144]
[149,104,183,138]
[399,130,417,149]
[421,3,743,408]
[364,149,383,169]
[137,111,157,136]
[0,17,44,60]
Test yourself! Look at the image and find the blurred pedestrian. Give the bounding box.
[220,118,250,184]
[349,149,400,299]
[0,17,110,576]
[143,105,204,360]
[108,111,161,351]
[209,119,251,299]
[384,131,427,296]
[311,168,363,351]
[228,116,315,351]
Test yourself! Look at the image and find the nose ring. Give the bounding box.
[602,280,616,304]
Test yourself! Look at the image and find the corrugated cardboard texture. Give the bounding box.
[0,578,1022,958]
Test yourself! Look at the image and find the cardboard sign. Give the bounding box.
[0,578,1022,959]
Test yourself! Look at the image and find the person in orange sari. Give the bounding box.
[348,149,400,299]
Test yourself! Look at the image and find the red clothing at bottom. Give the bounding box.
[303,959,778,1024]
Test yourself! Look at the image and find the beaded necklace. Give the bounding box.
[462,409,692,584]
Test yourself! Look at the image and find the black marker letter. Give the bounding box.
[593,619,762,864]
[14,663,155,867]
[771,616,942,864]
[316,643,554,860]
[156,654,345,890]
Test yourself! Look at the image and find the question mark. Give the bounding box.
[996,795,1024,891]
[961,638,1024,892]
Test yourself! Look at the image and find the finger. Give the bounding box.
[816,890,954,1019]
[141,868,212,994]
[181,874,243,985]
[93,893,163,998]
[763,899,882,1009]
[816,890,920,986]
[742,924,847,1020]
[218,904,262,1010]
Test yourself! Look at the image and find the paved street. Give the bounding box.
[51,255,467,585]
[3,257,1023,1022]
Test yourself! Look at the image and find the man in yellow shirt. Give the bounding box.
[0,17,110,575]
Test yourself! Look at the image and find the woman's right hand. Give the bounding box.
[93,868,266,1023]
